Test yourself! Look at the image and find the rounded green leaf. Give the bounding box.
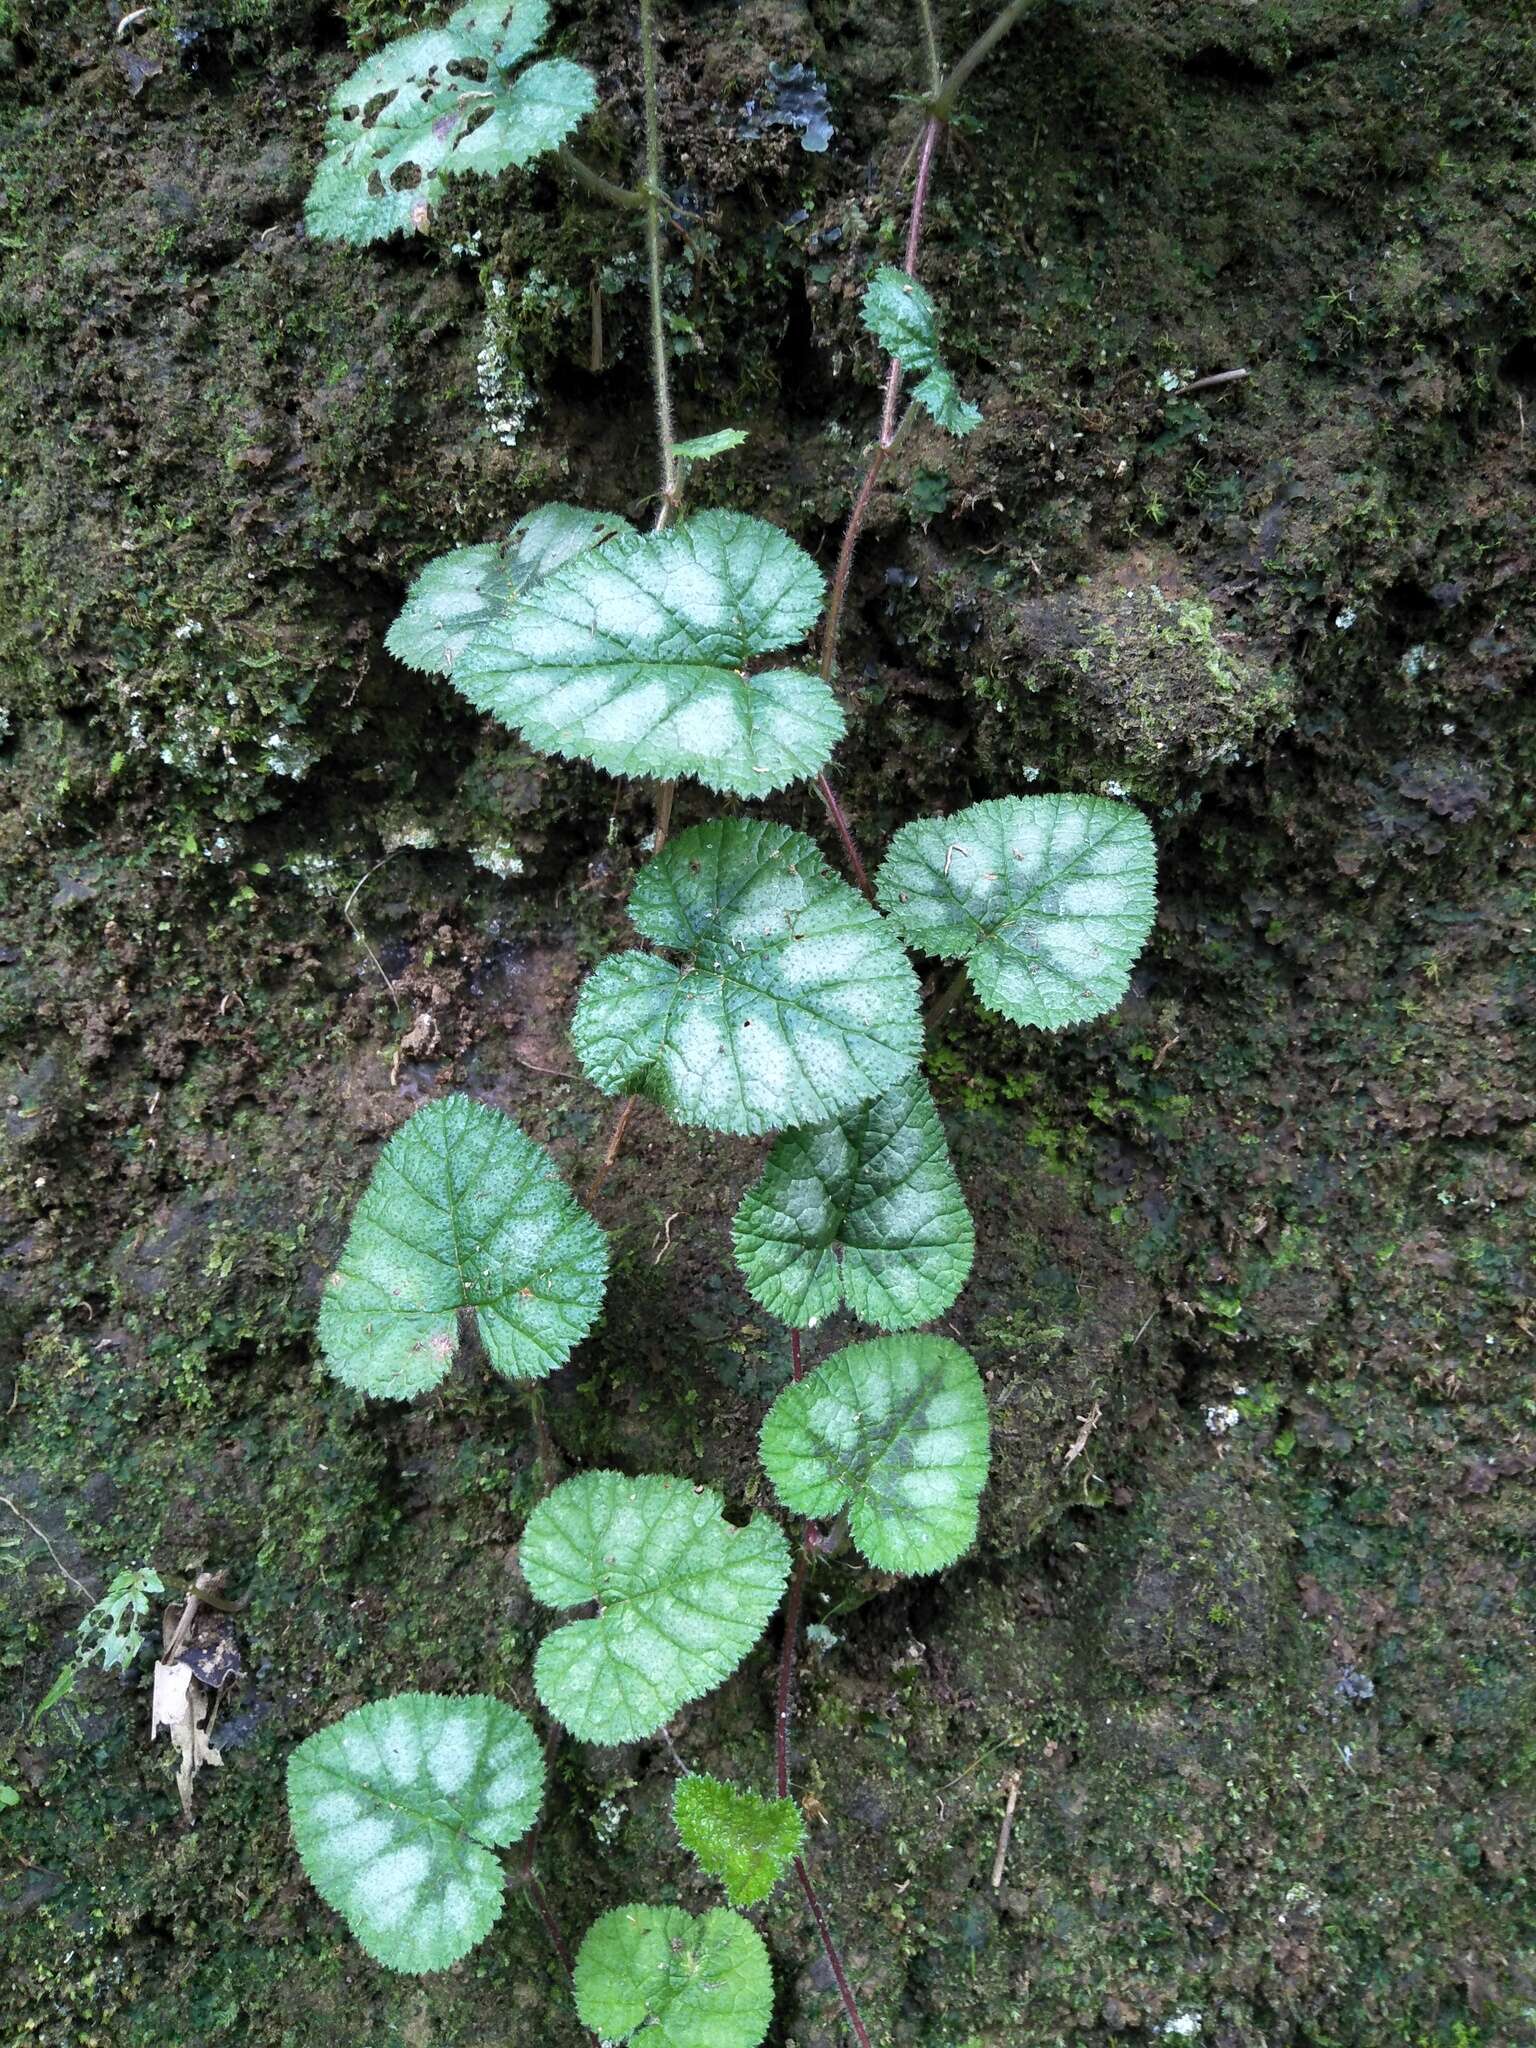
[318,1094,607,1398]
[732,1076,974,1330]
[304,0,595,245]
[759,1335,990,1574]
[286,1691,544,1973]
[875,793,1157,1031]
[572,819,923,1136]
[574,1904,773,2048]
[673,1775,803,1907]
[386,505,627,676]
[522,1472,790,1743]
[861,265,981,436]
[453,510,842,797]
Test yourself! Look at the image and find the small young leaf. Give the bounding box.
[861,265,981,436]
[287,1692,544,1973]
[386,504,627,676]
[574,1904,772,2048]
[732,1076,974,1330]
[571,819,923,1136]
[318,1094,607,1398]
[305,0,595,246]
[522,1472,790,1743]
[673,1775,803,1907]
[453,510,842,797]
[759,1335,989,1574]
[876,794,1157,1031]
[671,427,748,462]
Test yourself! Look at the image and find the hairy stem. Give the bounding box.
[816,772,874,902]
[932,0,1034,118]
[556,146,648,211]
[526,1869,574,1981]
[638,0,680,527]
[775,1533,812,1799]
[795,1858,875,2048]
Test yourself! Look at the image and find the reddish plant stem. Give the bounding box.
[775,1534,812,1799]
[816,771,874,903]
[588,1093,638,1203]
[794,1857,875,2048]
[790,1327,805,1381]
[526,1869,574,1982]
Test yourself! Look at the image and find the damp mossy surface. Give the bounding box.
[2,1,1533,2042]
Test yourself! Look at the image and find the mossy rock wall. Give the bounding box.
[1,1,1533,2043]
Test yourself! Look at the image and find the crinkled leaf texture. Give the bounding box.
[673,1775,803,1907]
[385,504,627,676]
[318,1094,607,1398]
[287,1692,544,1973]
[671,427,748,462]
[732,1075,973,1330]
[572,819,923,1136]
[453,510,842,797]
[876,794,1157,1031]
[861,265,981,436]
[522,1472,790,1743]
[304,0,595,245]
[574,1903,773,2048]
[760,1335,989,1574]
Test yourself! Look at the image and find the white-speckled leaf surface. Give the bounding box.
[759,1335,990,1574]
[876,794,1157,1030]
[732,1076,973,1329]
[522,1473,790,1743]
[287,1691,543,1972]
[572,819,923,1135]
[318,1094,607,1398]
[453,510,841,797]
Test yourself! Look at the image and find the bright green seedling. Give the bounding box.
[732,1074,973,1330]
[305,0,595,245]
[386,503,627,676]
[877,793,1158,1031]
[861,265,982,436]
[761,1335,990,1574]
[32,1565,164,1730]
[573,1903,773,2048]
[573,818,923,1134]
[286,1692,544,1972]
[521,1472,790,1743]
[318,1094,607,1399]
[453,510,842,797]
[673,1775,804,1907]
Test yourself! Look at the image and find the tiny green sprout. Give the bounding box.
[574,1903,773,2048]
[671,427,749,462]
[318,1094,607,1399]
[287,1692,544,1972]
[304,0,595,245]
[673,1774,804,1906]
[32,1565,165,1731]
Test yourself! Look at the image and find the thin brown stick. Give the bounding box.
[653,778,676,853]
[588,1094,638,1202]
[790,1327,805,1383]
[923,961,969,1036]
[0,1495,92,1602]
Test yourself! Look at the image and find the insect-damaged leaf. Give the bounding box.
[673,1775,803,1907]
[759,1334,990,1574]
[861,265,981,436]
[287,1692,544,1972]
[732,1075,973,1330]
[876,793,1157,1032]
[318,1094,607,1398]
[571,819,923,1136]
[453,510,842,798]
[521,1472,790,1743]
[574,1903,773,2048]
[304,0,595,246]
[386,504,627,676]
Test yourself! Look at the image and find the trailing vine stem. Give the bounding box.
[814,0,1032,898]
